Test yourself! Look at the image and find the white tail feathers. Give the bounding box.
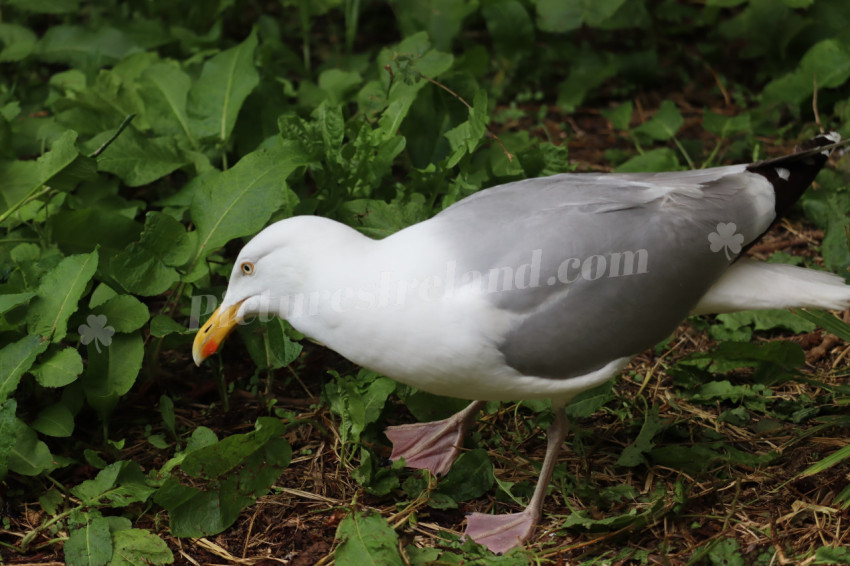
[692,259,850,315]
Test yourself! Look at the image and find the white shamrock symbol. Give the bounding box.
[708,222,744,261]
[79,314,115,353]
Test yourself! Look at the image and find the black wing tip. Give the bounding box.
[747,132,848,217]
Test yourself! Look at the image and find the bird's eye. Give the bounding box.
[240,261,255,275]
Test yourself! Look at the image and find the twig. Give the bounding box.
[89,114,135,158]
[812,74,823,134]
[418,73,514,162]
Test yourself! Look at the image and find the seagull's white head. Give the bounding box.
[192,216,350,366]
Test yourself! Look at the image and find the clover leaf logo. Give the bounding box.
[79,314,115,353]
[708,222,744,260]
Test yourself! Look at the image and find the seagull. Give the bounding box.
[193,133,850,554]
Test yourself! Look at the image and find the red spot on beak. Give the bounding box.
[202,339,219,359]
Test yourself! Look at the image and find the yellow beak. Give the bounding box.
[192,303,242,366]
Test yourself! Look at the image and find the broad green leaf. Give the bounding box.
[35,25,140,67]
[9,420,54,476]
[28,251,98,342]
[188,30,259,142]
[0,335,47,403]
[335,511,404,566]
[81,332,144,415]
[763,39,850,105]
[481,0,535,54]
[0,23,37,61]
[71,461,155,507]
[600,101,633,131]
[6,0,80,14]
[703,110,751,138]
[136,211,193,267]
[139,62,198,149]
[189,140,311,265]
[617,407,664,467]
[32,402,75,437]
[0,400,17,478]
[0,130,79,216]
[557,48,618,112]
[87,128,187,186]
[317,69,363,104]
[156,423,290,537]
[633,100,684,141]
[65,516,113,566]
[566,381,615,418]
[49,209,142,256]
[794,310,850,342]
[714,309,815,334]
[615,148,679,173]
[109,529,174,566]
[437,449,494,502]
[181,416,285,478]
[444,90,489,168]
[30,346,84,387]
[94,295,150,333]
[536,0,627,33]
[338,194,430,239]
[149,314,192,337]
[0,291,36,315]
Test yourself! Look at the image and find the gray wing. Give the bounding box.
[430,167,771,379]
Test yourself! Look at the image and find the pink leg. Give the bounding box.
[465,408,570,554]
[385,401,485,476]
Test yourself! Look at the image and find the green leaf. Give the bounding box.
[149,314,191,338]
[9,420,54,476]
[615,148,679,173]
[714,309,815,334]
[139,61,198,149]
[600,101,633,131]
[94,295,150,333]
[334,510,404,566]
[633,100,684,141]
[0,291,36,315]
[28,250,98,342]
[180,417,285,479]
[0,130,80,217]
[702,110,751,138]
[71,461,155,507]
[0,23,38,61]
[481,0,535,54]
[0,335,48,404]
[0,400,18,478]
[65,516,113,566]
[437,449,494,501]
[87,128,188,186]
[557,48,618,112]
[188,30,260,142]
[800,443,850,478]
[795,310,850,342]
[536,0,628,33]
[109,529,174,566]
[81,333,145,415]
[156,420,290,537]
[189,140,310,264]
[763,39,850,105]
[338,194,430,239]
[617,407,664,467]
[7,0,80,15]
[32,402,75,437]
[36,25,140,67]
[566,381,615,418]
